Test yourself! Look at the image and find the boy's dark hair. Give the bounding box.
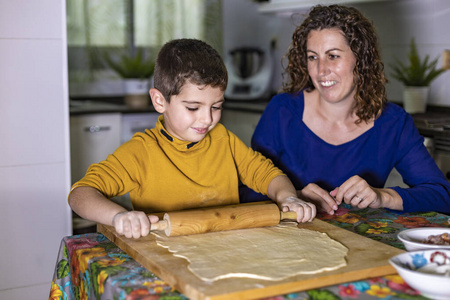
[153,38,228,101]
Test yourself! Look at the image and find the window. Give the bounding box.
[66,0,222,97]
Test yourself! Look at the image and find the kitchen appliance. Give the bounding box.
[225,46,273,100]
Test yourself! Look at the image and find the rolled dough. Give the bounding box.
[153,223,348,282]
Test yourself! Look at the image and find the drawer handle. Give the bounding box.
[84,126,111,133]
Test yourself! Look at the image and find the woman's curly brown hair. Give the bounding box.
[283,4,387,123]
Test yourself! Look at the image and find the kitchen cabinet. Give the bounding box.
[221,104,265,146]
[70,113,122,233]
[121,112,160,144]
[70,113,122,183]
[70,112,160,182]
[434,151,450,180]
[70,111,160,232]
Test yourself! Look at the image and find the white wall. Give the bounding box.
[356,0,450,106]
[223,0,450,106]
[0,0,72,299]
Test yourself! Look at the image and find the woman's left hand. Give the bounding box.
[330,175,382,209]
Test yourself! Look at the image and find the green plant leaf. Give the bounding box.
[389,38,446,86]
[104,48,155,79]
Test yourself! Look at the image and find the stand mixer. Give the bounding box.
[224,46,273,100]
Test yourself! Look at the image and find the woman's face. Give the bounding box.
[306,28,357,105]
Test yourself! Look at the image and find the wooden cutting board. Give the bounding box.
[98,219,404,300]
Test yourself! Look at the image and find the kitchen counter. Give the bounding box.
[69,97,270,115]
[69,98,450,146]
[70,97,450,118]
[49,205,450,299]
[223,99,269,113]
[70,99,157,115]
[413,111,450,136]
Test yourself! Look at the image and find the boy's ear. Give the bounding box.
[149,88,166,113]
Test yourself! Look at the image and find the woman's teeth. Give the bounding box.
[321,80,336,87]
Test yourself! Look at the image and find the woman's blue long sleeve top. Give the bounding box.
[242,92,450,214]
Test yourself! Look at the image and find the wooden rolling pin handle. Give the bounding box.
[150,220,169,231]
[280,210,297,221]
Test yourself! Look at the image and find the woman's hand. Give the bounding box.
[330,175,403,210]
[277,196,317,223]
[112,211,160,239]
[297,183,339,215]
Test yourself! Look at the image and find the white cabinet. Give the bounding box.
[70,113,123,233]
[121,113,160,144]
[70,112,160,182]
[434,151,450,181]
[70,113,122,183]
[69,111,160,229]
[221,109,263,147]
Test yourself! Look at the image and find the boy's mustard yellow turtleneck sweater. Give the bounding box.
[71,115,285,213]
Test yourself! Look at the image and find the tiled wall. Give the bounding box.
[0,1,72,298]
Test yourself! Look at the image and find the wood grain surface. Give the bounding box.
[162,203,288,236]
[98,219,404,300]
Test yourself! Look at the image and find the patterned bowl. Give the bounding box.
[389,249,450,300]
[398,228,450,251]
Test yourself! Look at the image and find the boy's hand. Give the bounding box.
[278,196,316,223]
[112,211,159,239]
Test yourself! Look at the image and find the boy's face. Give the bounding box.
[161,82,224,143]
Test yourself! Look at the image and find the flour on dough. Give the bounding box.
[153,223,348,282]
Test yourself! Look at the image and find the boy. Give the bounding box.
[69,39,316,239]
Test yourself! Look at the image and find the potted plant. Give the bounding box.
[390,38,446,113]
[104,48,155,108]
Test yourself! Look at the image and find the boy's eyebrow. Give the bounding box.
[182,99,225,105]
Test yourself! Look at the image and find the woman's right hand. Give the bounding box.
[297,183,339,215]
[112,211,160,239]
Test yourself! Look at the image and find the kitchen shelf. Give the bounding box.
[258,0,388,15]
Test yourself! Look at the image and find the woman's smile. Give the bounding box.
[320,80,337,87]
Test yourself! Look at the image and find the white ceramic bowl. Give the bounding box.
[389,249,450,300]
[398,228,450,251]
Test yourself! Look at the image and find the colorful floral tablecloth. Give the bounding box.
[49,205,450,300]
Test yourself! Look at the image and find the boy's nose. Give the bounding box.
[199,109,213,125]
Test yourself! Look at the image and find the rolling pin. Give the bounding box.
[150,203,297,237]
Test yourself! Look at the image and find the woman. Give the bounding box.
[242,4,450,215]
